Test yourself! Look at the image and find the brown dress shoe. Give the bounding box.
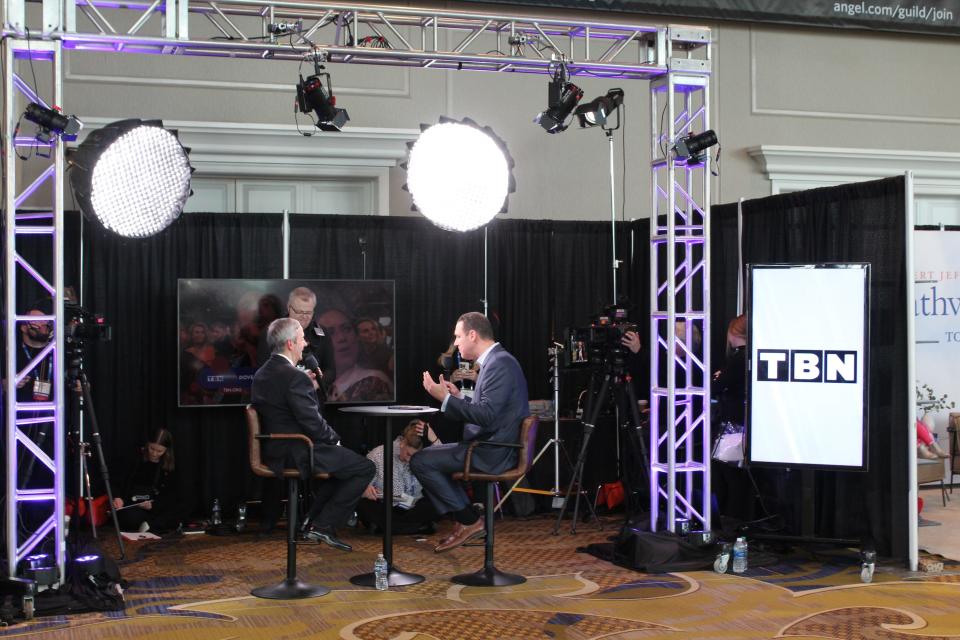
[434,518,485,553]
[435,522,464,548]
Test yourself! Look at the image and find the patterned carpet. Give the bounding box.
[6,515,960,639]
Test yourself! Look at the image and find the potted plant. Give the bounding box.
[916,382,955,429]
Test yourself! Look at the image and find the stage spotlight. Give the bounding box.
[403,117,515,232]
[574,89,624,129]
[673,129,718,165]
[24,102,83,142]
[21,553,57,587]
[297,72,350,131]
[534,63,583,134]
[69,119,193,238]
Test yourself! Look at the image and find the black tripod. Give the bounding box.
[553,359,650,535]
[67,364,125,559]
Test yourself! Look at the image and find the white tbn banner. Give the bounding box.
[747,264,869,469]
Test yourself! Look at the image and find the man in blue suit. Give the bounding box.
[413,312,529,552]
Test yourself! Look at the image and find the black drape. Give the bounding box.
[713,177,908,558]
[77,212,283,519]
[69,212,647,520]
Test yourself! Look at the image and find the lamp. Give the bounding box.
[403,117,515,232]
[574,89,624,129]
[673,129,718,165]
[534,63,582,134]
[24,102,83,142]
[69,119,193,238]
[296,62,349,131]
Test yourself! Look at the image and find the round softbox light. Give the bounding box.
[404,117,515,233]
[70,119,192,238]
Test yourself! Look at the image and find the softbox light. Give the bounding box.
[70,119,193,238]
[402,117,515,233]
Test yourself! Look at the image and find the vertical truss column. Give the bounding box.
[648,27,711,534]
[3,38,66,583]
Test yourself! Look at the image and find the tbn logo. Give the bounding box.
[755,350,858,383]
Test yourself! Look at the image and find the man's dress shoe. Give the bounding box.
[434,519,485,553]
[304,526,353,552]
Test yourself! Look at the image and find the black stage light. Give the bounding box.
[534,63,583,134]
[21,553,58,587]
[673,129,718,165]
[24,102,83,142]
[69,119,193,238]
[297,72,350,131]
[574,88,624,129]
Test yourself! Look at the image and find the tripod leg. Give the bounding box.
[80,375,126,559]
[554,373,611,534]
[623,381,650,480]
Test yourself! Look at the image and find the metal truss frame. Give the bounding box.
[2,37,67,582]
[2,0,710,579]
[648,52,711,534]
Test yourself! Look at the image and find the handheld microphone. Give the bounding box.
[302,353,321,378]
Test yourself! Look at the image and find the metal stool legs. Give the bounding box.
[251,477,331,599]
[452,482,525,587]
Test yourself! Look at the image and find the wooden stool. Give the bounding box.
[247,405,331,600]
[450,416,539,587]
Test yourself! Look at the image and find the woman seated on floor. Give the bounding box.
[356,419,440,535]
[111,427,185,534]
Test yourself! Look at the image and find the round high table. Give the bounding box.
[340,405,438,587]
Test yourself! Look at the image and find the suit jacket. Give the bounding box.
[251,353,340,477]
[443,344,530,475]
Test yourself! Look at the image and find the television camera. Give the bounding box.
[564,303,637,371]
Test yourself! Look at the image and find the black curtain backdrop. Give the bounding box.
[70,212,648,520]
[711,177,909,559]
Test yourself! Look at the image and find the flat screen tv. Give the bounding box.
[177,278,395,407]
[746,263,869,471]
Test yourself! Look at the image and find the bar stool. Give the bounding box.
[451,416,539,587]
[247,405,331,599]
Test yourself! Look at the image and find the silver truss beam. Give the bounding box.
[12,0,702,78]
[3,38,67,584]
[648,32,711,534]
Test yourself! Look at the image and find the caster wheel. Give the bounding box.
[860,563,874,583]
[714,552,730,574]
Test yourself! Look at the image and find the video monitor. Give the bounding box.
[177,278,395,407]
[746,264,869,470]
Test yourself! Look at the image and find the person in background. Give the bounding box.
[112,428,185,534]
[356,419,440,535]
[319,308,393,402]
[356,317,394,376]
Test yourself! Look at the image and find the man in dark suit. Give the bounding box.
[413,312,529,553]
[252,318,374,551]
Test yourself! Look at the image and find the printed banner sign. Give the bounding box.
[914,230,960,435]
[747,264,870,470]
[462,1,960,37]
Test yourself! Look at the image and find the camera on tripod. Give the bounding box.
[564,303,637,370]
[65,303,112,351]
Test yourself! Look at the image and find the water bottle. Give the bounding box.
[212,499,222,526]
[374,553,389,591]
[235,503,247,533]
[732,537,748,574]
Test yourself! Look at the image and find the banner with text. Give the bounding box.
[747,264,869,470]
[464,1,960,37]
[914,230,960,436]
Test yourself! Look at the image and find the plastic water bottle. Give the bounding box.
[732,537,748,574]
[235,503,247,533]
[211,499,222,526]
[374,553,389,591]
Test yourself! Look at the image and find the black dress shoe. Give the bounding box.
[304,526,353,552]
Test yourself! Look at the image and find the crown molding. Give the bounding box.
[74,118,420,178]
[748,145,960,196]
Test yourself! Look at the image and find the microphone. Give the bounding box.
[302,354,321,378]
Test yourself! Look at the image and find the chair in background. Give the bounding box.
[247,405,331,599]
[451,416,539,587]
[918,458,947,508]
